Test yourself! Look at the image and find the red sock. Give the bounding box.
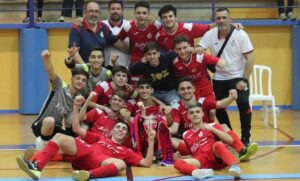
[174,160,197,175]
[227,130,244,153]
[32,151,63,162]
[90,163,119,178]
[177,142,191,155]
[213,142,236,166]
[35,141,59,170]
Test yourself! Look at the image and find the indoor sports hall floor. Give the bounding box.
[0,110,299,181]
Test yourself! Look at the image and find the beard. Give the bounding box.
[110,13,121,22]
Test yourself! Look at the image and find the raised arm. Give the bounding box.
[138,127,156,167]
[41,50,58,81]
[72,95,87,138]
[79,91,97,121]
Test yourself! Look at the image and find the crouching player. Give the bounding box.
[16,95,156,180]
[173,103,243,179]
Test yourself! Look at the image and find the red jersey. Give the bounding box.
[118,20,162,64]
[173,53,219,98]
[92,81,133,106]
[127,98,162,117]
[171,97,217,136]
[84,131,143,166]
[155,22,210,51]
[183,123,224,156]
[85,108,117,138]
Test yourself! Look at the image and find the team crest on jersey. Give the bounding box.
[198,131,203,137]
[163,37,168,42]
[192,68,197,73]
[99,32,104,38]
[147,33,152,39]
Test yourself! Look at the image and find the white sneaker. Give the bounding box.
[287,12,296,21]
[192,169,214,179]
[228,164,241,178]
[72,170,90,181]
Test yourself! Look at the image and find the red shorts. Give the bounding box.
[64,138,109,170]
[194,150,226,170]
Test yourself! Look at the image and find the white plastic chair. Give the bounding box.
[249,65,277,128]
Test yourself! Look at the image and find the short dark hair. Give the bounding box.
[89,46,104,56]
[158,4,177,19]
[173,35,189,45]
[137,76,153,87]
[144,42,160,53]
[215,7,230,14]
[71,68,89,79]
[134,1,150,10]
[108,0,123,9]
[178,76,195,88]
[112,65,130,77]
[112,90,128,101]
[188,102,203,110]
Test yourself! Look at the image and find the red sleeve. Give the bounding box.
[124,148,144,166]
[200,98,217,111]
[92,85,104,103]
[212,123,225,132]
[117,27,128,40]
[171,108,180,124]
[203,53,220,65]
[84,130,101,144]
[191,23,210,38]
[85,109,102,123]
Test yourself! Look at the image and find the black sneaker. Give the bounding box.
[241,137,250,147]
[239,142,258,162]
[16,155,41,180]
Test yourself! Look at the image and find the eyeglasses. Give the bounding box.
[86,9,100,14]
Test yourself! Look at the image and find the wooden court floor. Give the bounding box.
[0,110,300,180]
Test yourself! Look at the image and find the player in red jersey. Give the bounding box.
[17,95,156,180]
[117,1,162,64]
[170,77,258,162]
[79,91,128,138]
[173,35,226,99]
[90,65,133,115]
[173,103,242,179]
[156,4,210,52]
[125,77,174,165]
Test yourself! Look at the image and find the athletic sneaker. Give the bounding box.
[16,155,41,180]
[228,164,241,178]
[72,170,90,181]
[239,142,258,162]
[159,160,174,166]
[192,168,214,179]
[23,146,35,160]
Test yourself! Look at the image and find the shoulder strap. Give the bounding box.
[217,25,235,58]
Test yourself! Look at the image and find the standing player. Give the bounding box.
[103,0,131,67]
[173,35,225,99]
[32,49,88,150]
[117,1,162,64]
[156,4,210,52]
[17,95,156,180]
[199,8,254,146]
[173,103,242,179]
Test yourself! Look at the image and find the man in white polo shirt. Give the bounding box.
[199,7,254,146]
